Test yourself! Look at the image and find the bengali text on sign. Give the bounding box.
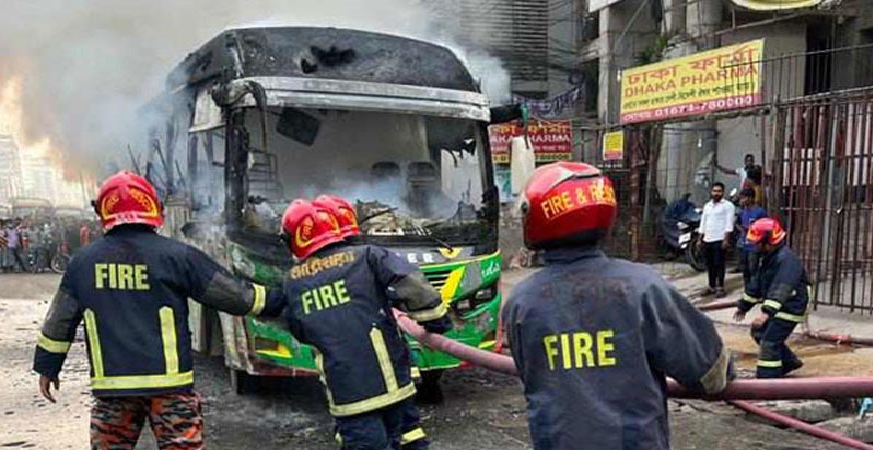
[620,39,764,124]
[489,120,574,164]
[602,131,624,161]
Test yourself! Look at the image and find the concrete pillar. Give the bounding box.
[684,0,721,201]
[687,0,723,50]
[597,0,647,124]
[663,0,687,36]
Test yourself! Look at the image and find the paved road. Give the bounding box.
[0,273,856,449]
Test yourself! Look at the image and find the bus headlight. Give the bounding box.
[452,285,498,315]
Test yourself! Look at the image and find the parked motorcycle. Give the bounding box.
[50,240,71,274]
[661,194,707,272]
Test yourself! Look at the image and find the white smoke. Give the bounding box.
[0,0,512,176]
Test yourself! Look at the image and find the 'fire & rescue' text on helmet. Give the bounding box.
[521,162,617,249]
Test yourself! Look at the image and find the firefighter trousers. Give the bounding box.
[752,317,800,378]
[335,402,404,450]
[90,392,203,450]
[399,398,429,449]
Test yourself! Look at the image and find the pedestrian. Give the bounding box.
[80,220,93,247]
[737,188,768,288]
[715,153,763,194]
[263,198,452,450]
[314,194,432,450]
[502,162,732,450]
[0,220,10,272]
[698,182,735,298]
[734,218,808,378]
[7,218,28,273]
[33,171,273,450]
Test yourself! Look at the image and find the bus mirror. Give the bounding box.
[181,221,208,240]
[276,107,321,146]
[489,104,524,125]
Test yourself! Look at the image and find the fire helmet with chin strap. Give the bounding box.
[520,162,617,250]
[93,171,163,232]
[280,199,343,259]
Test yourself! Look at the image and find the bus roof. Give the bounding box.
[167,27,478,93]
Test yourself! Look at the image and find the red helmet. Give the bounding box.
[521,162,617,249]
[747,217,785,246]
[313,195,359,239]
[280,199,343,259]
[94,171,163,232]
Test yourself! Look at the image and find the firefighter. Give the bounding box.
[501,162,733,450]
[733,218,808,378]
[314,194,431,450]
[264,198,450,450]
[32,171,271,450]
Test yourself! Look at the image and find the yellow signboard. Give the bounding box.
[603,131,624,161]
[620,39,764,124]
[731,0,822,11]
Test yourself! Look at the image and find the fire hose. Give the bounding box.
[397,315,873,400]
[399,315,873,448]
[691,300,873,347]
[729,400,873,450]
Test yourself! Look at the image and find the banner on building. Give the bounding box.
[620,39,765,124]
[731,0,823,10]
[602,131,624,161]
[489,120,574,164]
[512,85,584,119]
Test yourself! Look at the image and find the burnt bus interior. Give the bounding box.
[148,27,499,255]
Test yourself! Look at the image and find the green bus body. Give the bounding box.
[217,241,502,375]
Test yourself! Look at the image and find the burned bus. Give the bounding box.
[147,27,503,394]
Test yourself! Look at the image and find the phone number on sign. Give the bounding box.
[623,95,759,123]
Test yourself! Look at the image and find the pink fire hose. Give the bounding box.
[397,315,873,400]
[729,400,873,450]
[696,299,740,312]
[693,299,873,347]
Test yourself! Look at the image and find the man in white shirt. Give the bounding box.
[698,182,735,298]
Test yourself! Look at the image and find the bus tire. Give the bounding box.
[417,369,444,405]
[230,369,258,395]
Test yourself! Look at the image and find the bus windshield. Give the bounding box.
[236,107,490,244]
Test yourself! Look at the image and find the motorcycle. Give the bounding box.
[661,194,707,272]
[50,240,71,274]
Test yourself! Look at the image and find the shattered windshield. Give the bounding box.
[240,108,488,242]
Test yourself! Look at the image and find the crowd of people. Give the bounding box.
[0,217,99,273]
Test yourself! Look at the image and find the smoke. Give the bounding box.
[0,0,511,178]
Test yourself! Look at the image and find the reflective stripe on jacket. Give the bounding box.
[277,244,445,417]
[33,226,266,397]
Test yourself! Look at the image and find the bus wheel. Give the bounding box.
[417,370,444,405]
[230,369,258,395]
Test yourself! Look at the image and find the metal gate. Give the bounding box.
[774,93,873,312]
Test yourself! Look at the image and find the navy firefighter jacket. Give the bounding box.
[502,248,731,450]
[33,226,268,397]
[739,244,809,322]
[268,243,447,417]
